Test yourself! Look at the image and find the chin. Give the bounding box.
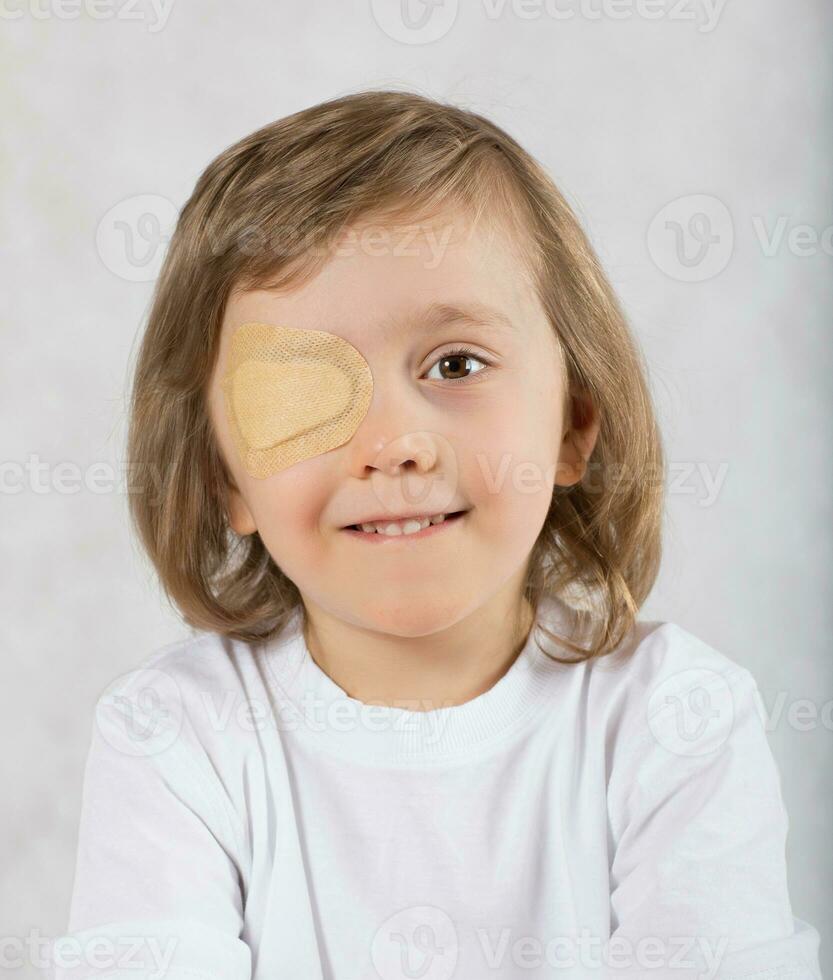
[356,595,468,638]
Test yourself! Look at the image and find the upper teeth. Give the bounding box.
[357,513,449,535]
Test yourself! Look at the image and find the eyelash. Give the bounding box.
[424,345,491,385]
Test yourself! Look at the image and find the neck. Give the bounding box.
[300,578,535,713]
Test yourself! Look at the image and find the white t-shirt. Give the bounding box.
[50,595,823,980]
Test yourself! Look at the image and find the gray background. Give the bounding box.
[1,0,830,976]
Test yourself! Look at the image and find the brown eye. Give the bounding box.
[425,347,489,384]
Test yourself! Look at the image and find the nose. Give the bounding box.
[342,375,462,517]
[346,426,448,517]
[363,431,438,477]
[346,421,441,481]
[343,375,442,481]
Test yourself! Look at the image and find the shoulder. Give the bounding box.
[124,629,252,696]
[593,618,756,708]
[90,628,282,763]
[84,628,296,856]
[539,595,756,704]
[582,618,772,795]
[537,598,766,762]
[586,616,758,712]
[101,630,251,710]
[591,625,812,969]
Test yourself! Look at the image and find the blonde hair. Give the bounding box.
[126,88,665,663]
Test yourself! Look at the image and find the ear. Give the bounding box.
[554,389,601,487]
[226,481,258,536]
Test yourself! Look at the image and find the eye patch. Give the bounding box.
[220,321,373,478]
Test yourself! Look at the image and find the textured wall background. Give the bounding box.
[1,0,830,976]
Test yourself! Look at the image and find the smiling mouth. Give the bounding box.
[341,510,469,540]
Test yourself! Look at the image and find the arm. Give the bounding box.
[50,669,251,980]
[606,664,822,979]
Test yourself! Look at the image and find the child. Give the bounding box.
[52,90,822,979]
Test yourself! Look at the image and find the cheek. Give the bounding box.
[244,460,330,546]
[250,488,332,593]
[461,391,557,515]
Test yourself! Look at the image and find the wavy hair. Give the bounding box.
[126,88,665,663]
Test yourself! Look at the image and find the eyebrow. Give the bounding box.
[406,301,515,335]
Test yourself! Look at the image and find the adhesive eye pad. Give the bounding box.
[220,321,373,478]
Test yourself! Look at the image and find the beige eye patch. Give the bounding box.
[220,321,373,478]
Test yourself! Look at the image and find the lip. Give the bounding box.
[342,507,467,528]
[340,510,468,542]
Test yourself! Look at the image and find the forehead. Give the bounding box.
[219,207,538,351]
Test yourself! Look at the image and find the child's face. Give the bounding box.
[207,205,585,635]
